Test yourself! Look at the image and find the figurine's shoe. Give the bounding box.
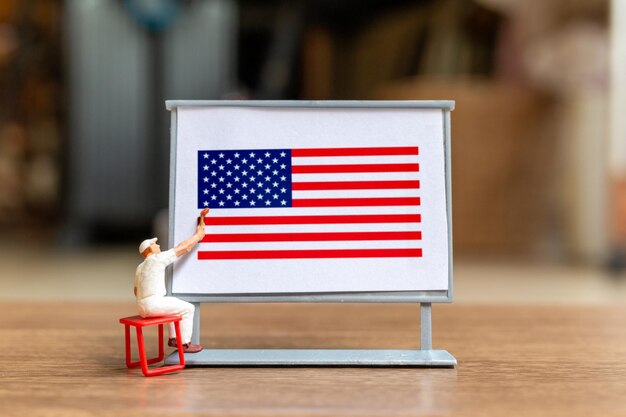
[181,343,203,353]
[168,338,203,353]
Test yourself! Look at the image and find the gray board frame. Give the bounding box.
[164,100,456,367]
[166,100,454,304]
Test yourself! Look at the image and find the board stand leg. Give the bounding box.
[191,302,201,345]
[165,302,457,367]
[421,302,432,350]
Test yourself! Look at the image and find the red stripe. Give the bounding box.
[292,180,420,190]
[292,147,419,157]
[203,214,421,225]
[292,197,420,207]
[198,248,423,260]
[202,231,422,243]
[292,163,419,174]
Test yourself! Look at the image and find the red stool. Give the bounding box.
[119,315,186,377]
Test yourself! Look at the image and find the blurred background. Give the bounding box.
[0,0,625,303]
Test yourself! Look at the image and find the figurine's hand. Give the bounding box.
[199,208,209,226]
[196,209,208,239]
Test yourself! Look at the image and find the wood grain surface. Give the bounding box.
[0,302,625,416]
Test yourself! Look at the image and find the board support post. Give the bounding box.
[420,302,432,350]
[191,302,201,345]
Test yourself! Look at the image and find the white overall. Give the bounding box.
[134,249,194,343]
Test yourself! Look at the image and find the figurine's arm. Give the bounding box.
[174,208,209,257]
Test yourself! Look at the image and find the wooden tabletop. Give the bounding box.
[1,302,625,416]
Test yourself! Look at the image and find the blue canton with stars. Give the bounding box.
[198,149,293,209]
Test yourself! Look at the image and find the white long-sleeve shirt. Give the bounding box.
[134,249,177,300]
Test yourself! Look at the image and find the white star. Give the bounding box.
[218,177,225,182]
[280,164,286,169]
[265,176,271,182]
[250,201,256,206]
[280,176,287,181]
[211,195,217,201]
[203,177,209,182]
[257,181,263,188]
[234,164,240,170]
[272,170,279,175]
[211,183,217,189]
[211,159,217,164]
[203,189,209,195]
[226,170,232,176]
[265,188,271,194]
[272,158,278,163]
[226,183,232,188]
[281,200,287,206]
[242,182,248,188]
[219,201,225,206]
[265,200,271,206]
[250,188,256,194]
[234,201,240,206]
[242,170,248,176]
[211,171,217,176]
[249,152,255,158]
[257,194,263,200]
[265,164,271,170]
[218,165,225,170]
[272,182,278,187]
[257,170,263,176]
[234,189,240,194]
[280,151,286,157]
[219,153,225,158]
[242,158,248,164]
[203,165,209,171]
[280,187,286,193]
[226,195,232,200]
[273,194,278,199]
[203,201,209,206]
[203,153,209,159]
[226,158,232,164]
[257,158,263,164]
[234,176,240,182]
[249,164,256,170]
[242,195,248,200]
[234,152,240,158]
[249,176,256,182]
[219,189,225,194]
[265,152,270,158]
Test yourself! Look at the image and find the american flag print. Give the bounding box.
[196,146,422,260]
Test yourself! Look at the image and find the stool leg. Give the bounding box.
[174,321,185,367]
[143,324,165,366]
[157,324,164,362]
[141,321,185,376]
[124,324,142,368]
[124,324,133,368]
[135,327,150,377]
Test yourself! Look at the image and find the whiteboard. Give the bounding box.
[167,101,453,299]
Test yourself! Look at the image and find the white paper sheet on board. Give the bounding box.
[171,105,449,294]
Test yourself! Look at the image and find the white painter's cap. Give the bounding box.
[139,238,158,254]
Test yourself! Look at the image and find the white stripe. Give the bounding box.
[200,240,422,251]
[292,172,419,182]
[206,223,421,234]
[208,206,421,216]
[292,155,419,165]
[293,189,420,199]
